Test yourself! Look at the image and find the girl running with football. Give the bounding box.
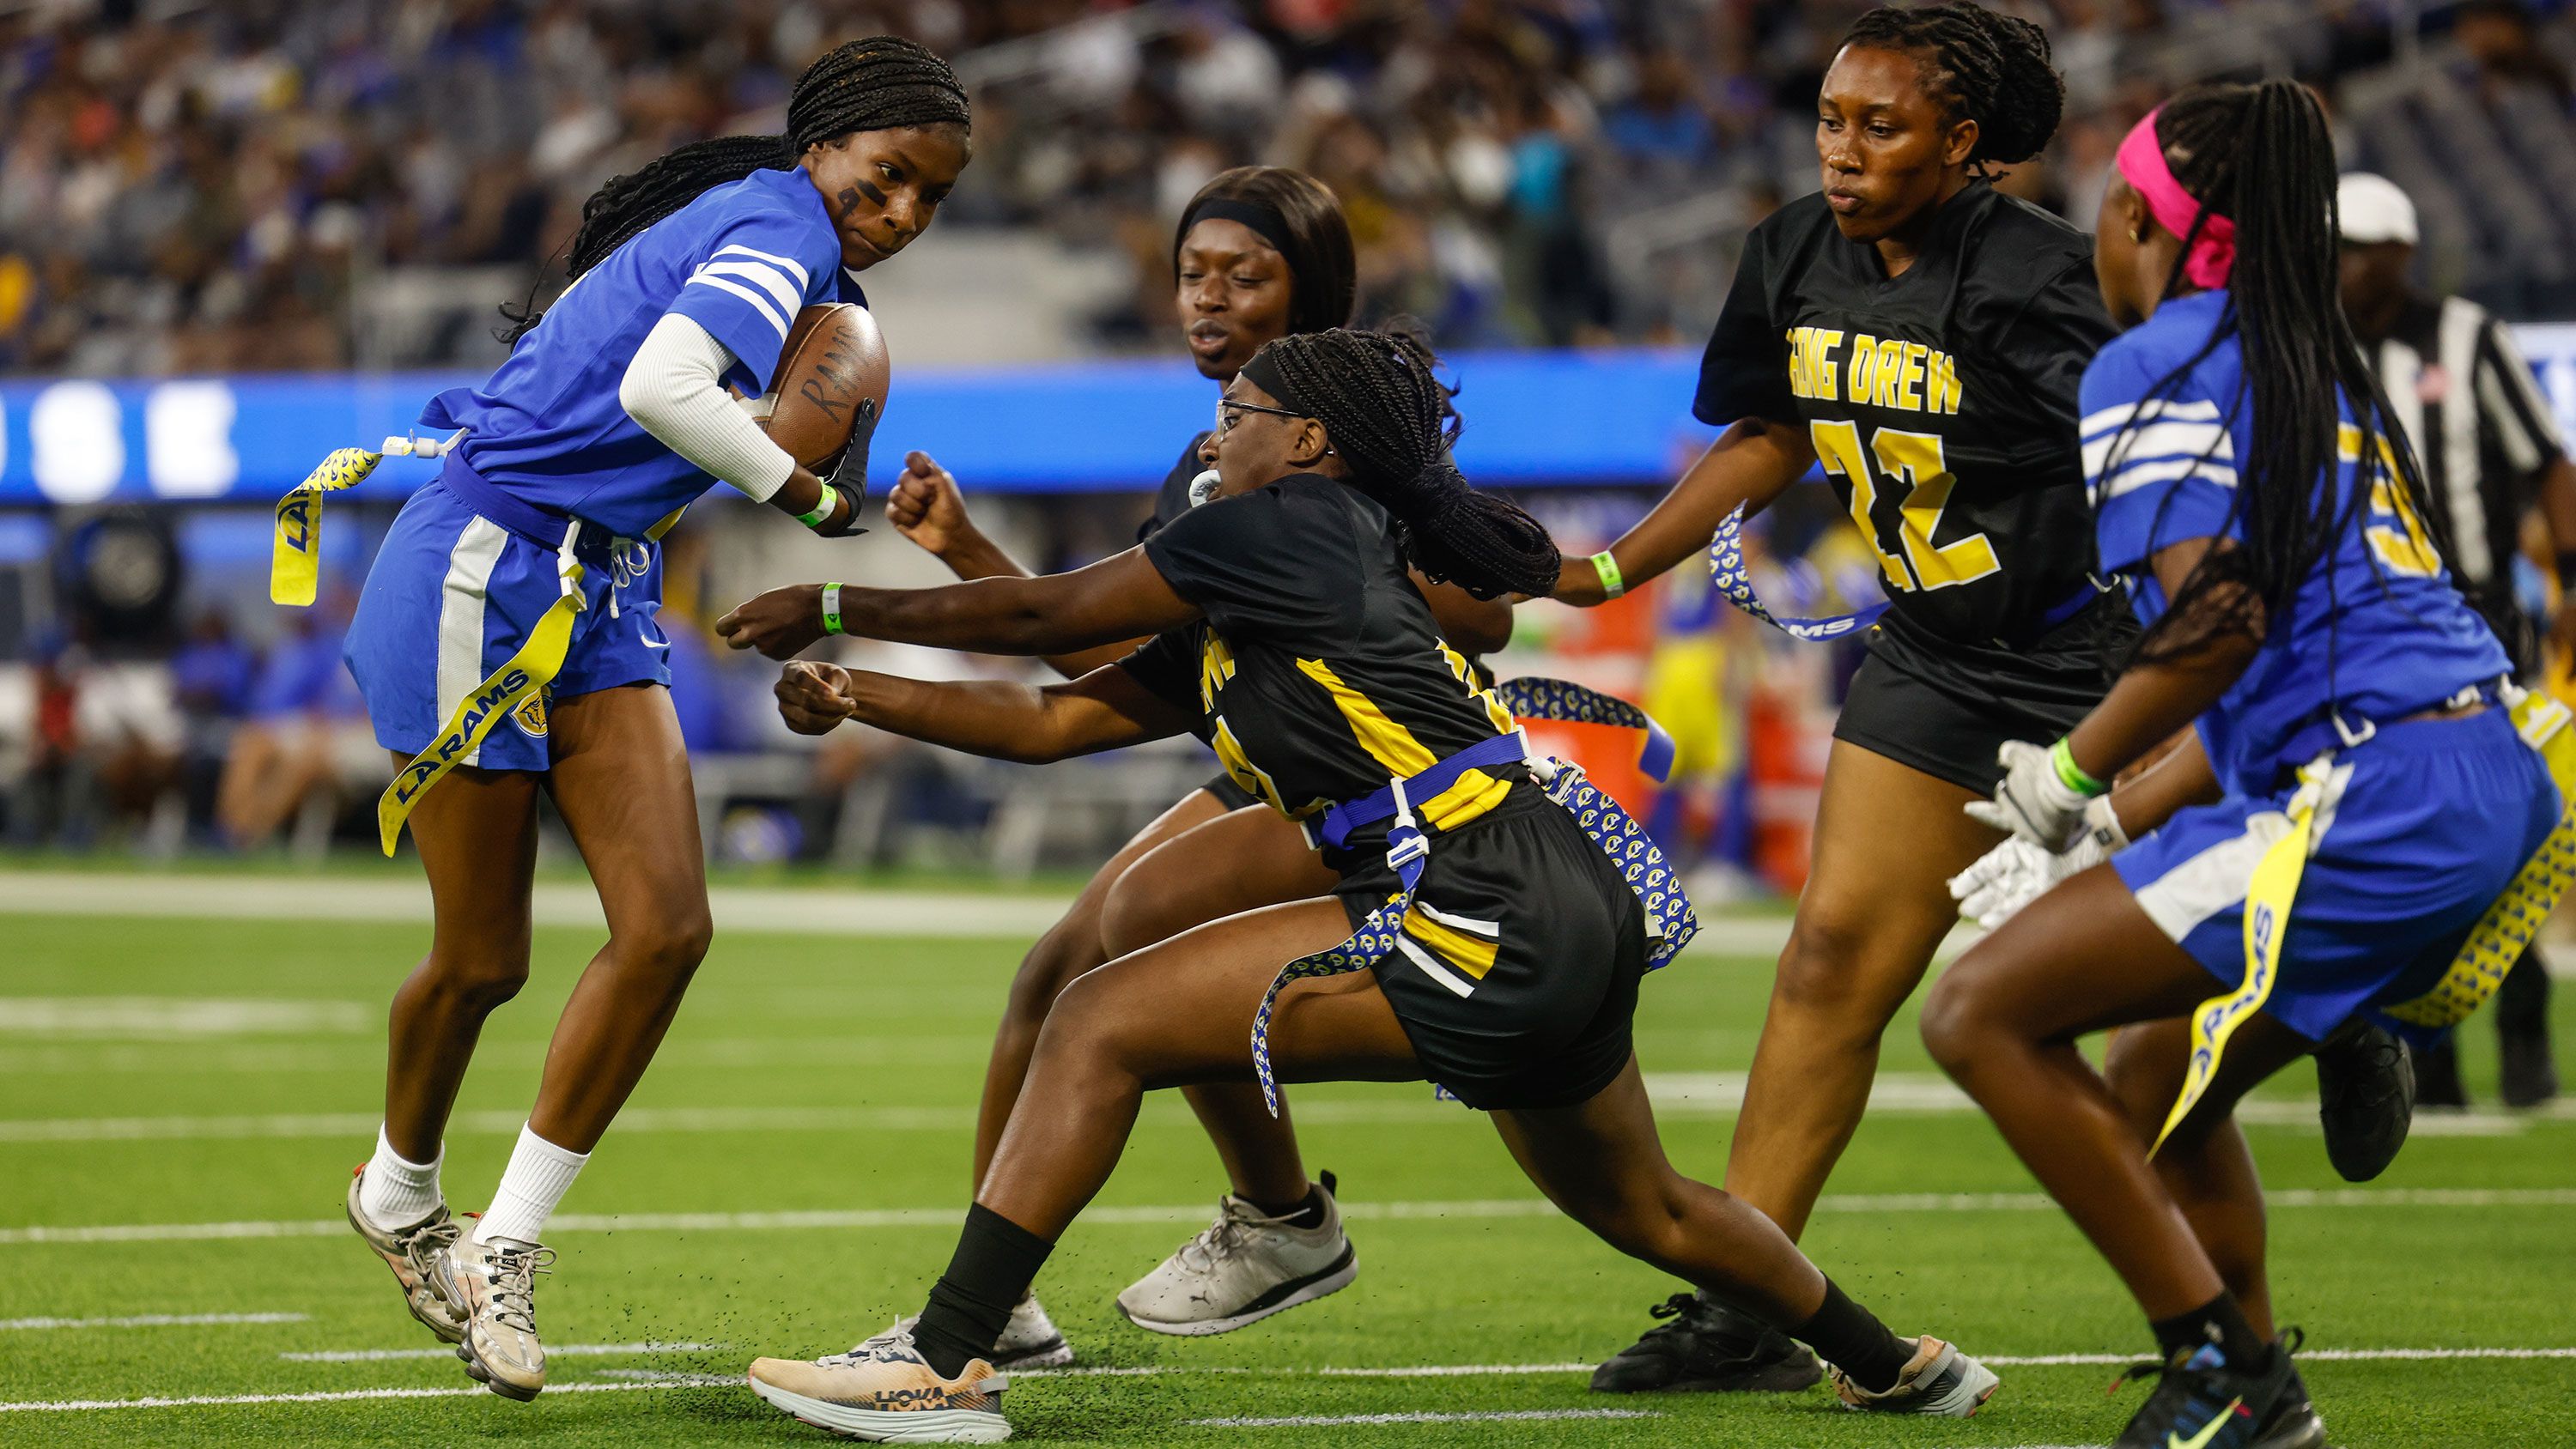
[715,168,1510,1361]
[1923,80,2556,1449]
[734,326,2000,1442]
[331,39,970,1401]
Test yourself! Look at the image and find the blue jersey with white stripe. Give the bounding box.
[419,166,864,538]
[2083,289,2509,794]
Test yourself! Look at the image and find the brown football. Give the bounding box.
[745,303,889,471]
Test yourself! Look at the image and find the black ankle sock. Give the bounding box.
[2149,1293,2267,1369]
[1795,1279,1914,1394]
[1247,1185,1325,1229]
[912,1204,1055,1379]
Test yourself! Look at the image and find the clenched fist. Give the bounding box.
[716,585,827,660]
[775,660,858,735]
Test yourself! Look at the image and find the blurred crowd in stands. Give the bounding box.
[3,0,2574,377]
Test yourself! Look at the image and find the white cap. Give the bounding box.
[2338,173,2420,246]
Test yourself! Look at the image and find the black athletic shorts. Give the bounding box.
[1199,771,1261,812]
[1834,591,2136,794]
[1333,787,1648,1111]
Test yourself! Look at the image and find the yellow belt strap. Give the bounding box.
[2151,755,2333,1157]
[2383,694,2576,1029]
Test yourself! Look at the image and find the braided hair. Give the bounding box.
[1247,327,1560,600]
[1842,3,2064,169]
[500,36,969,341]
[2102,80,2457,666]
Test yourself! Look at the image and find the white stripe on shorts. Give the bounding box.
[2131,765,2350,943]
[435,517,509,769]
[1394,936,1478,998]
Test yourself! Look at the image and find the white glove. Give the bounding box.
[1949,796,2129,930]
[1965,737,2099,850]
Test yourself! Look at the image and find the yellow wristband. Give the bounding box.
[821,582,846,636]
[1592,551,1626,600]
[798,484,840,530]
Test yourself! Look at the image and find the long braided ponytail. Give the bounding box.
[2105,80,2456,664]
[500,36,969,342]
[1245,327,1561,600]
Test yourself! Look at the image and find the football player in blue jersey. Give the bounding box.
[334,38,971,1401]
[1922,80,2561,1449]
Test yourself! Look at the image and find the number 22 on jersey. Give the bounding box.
[1809,419,2001,593]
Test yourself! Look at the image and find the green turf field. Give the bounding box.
[3,892,2572,1447]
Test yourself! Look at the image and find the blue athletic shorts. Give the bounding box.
[343,480,671,773]
[2113,706,2559,1044]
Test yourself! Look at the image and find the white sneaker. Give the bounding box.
[747,1325,1011,1443]
[345,1168,466,1344]
[1831,1335,2000,1417]
[430,1234,554,1400]
[891,1295,1072,1372]
[1114,1173,1357,1337]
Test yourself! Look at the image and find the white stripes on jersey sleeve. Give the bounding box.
[2079,397,2237,503]
[681,245,815,343]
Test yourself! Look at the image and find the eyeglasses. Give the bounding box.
[1213,398,1309,438]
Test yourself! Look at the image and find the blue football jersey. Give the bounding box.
[419,166,866,538]
[2082,290,2510,794]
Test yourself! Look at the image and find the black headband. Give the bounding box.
[1237,349,1303,414]
[1179,197,1297,264]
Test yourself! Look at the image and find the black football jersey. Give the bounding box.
[1121,473,1522,852]
[1138,433,1214,543]
[1700,184,2117,654]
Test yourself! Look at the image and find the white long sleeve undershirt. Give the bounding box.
[619,312,799,504]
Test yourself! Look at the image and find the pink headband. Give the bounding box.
[2116,107,2235,290]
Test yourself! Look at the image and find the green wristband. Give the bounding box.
[1591,550,1626,600]
[798,483,840,530]
[820,582,846,637]
[2050,737,2108,797]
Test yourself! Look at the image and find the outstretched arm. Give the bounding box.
[2061,538,2260,784]
[775,659,1192,763]
[1419,574,1514,655]
[719,549,1199,661]
[1552,416,1816,605]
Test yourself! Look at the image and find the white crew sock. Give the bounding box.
[474,1124,589,1247]
[358,1125,443,1230]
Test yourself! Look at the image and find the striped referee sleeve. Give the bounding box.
[2475,315,2567,478]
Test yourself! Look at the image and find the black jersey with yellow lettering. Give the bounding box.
[1120,472,1521,856]
[1700,184,2117,652]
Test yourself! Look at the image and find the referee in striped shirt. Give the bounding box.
[2340,171,2570,1108]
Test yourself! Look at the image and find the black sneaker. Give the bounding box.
[2110,1334,2301,1449]
[2315,1022,2413,1181]
[1589,1293,1822,1394]
[2500,1034,2560,1108]
[2250,1363,2326,1449]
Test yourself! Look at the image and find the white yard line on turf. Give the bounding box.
[10,1347,2575,1415]
[1189,1410,1661,1428]
[0,870,1802,957]
[0,1313,307,1331]
[9,1186,2574,1248]
[283,1342,718,1363]
[9,1074,2565,1143]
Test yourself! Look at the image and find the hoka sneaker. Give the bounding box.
[1830,1336,2000,1416]
[2315,1021,2413,1181]
[890,1295,1072,1371]
[1589,1293,1822,1394]
[430,1234,554,1400]
[1115,1173,1356,1336]
[2109,1337,2301,1449]
[748,1325,1010,1443]
[345,1168,466,1343]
